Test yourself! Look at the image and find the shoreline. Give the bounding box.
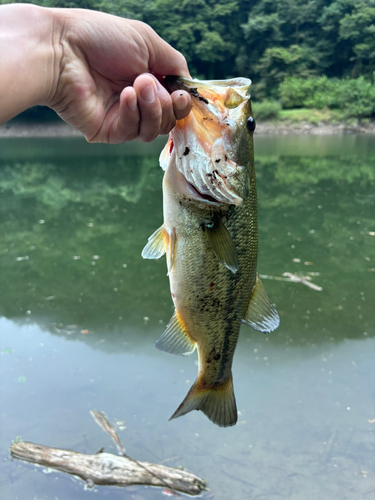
[0,122,82,138]
[1,120,375,138]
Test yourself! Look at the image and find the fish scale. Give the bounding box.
[167,192,257,387]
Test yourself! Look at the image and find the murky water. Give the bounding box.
[1,134,374,499]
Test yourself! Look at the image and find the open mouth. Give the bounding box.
[162,77,250,206]
[185,179,220,204]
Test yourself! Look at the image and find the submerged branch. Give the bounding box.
[90,410,183,496]
[10,412,207,496]
[259,272,323,291]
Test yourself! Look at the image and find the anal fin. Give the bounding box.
[242,273,280,333]
[155,310,196,356]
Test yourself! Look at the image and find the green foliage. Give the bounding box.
[3,0,375,109]
[319,0,375,77]
[239,0,331,98]
[279,77,330,108]
[94,0,243,79]
[255,45,320,97]
[252,100,282,121]
[339,2,375,75]
[279,107,338,123]
[279,75,375,117]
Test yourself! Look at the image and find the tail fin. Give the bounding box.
[169,374,237,427]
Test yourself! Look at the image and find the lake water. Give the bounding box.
[0,134,374,500]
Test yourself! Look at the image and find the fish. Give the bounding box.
[142,76,279,427]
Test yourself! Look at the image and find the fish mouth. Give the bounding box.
[161,77,252,206]
[163,144,225,206]
[183,177,222,205]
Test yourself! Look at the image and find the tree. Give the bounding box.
[238,0,330,98]
[339,1,375,77]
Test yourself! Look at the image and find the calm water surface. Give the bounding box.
[0,134,374,499]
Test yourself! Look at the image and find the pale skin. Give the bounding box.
[0,3,191,143]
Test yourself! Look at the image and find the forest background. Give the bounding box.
[3,0,375,121]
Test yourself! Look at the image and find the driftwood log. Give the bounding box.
[10,411,207,496]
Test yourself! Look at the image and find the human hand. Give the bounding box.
[0,5,191,143]
[50,9,191,143]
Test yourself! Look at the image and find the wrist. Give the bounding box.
[0,4,62,123]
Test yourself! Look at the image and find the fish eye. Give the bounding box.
[247,116,256,132]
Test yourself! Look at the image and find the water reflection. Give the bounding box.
[1,135,375,500]
[0,136,373,345]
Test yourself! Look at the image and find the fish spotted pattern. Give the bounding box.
[142,76,279,427]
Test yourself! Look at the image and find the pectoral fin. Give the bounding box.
[142,224,176,274]
[166,228,176,275]
[155,310,196,356]
[141,224,168,260]
[205,216,238,273]
[242,274,280,333]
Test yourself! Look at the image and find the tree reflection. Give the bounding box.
[0,140,374,346]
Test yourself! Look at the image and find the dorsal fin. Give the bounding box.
[204,216,238,273]
[155,310,196,356]
[242,273,280,333]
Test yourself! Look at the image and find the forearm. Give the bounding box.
[0,3,61,124]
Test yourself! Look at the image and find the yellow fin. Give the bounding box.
[141,224,169,260]
[204,216,238,273]
[169,374,237,427]
[242,273,280,333]
[166,228,176,275]
[155,310,196,356]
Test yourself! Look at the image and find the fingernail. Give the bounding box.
[140,83,155,103]
[127,90,137,111]
[175,93,188,111]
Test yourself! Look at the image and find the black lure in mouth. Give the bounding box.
[164,75,186,94]
[164,76,208,103]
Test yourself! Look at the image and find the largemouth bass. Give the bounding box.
[142,76,279,427]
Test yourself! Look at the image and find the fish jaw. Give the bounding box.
[160,77,253,206]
